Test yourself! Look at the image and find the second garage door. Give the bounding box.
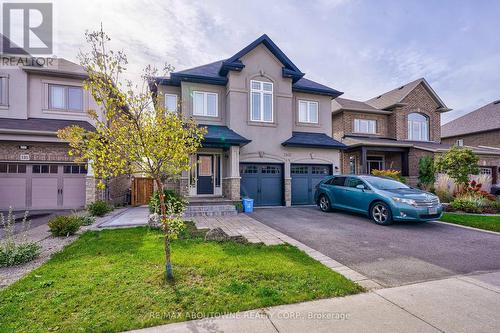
[240,163,283,206]
[291,164,331,205]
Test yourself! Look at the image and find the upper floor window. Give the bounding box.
[354,119,376,134]
[250,80,273,122]
[298,100,318,123]
[407,113,429,141]
[49,84,83,111]
[0,76,8,106]
[165,94,178,112]
[193,91,217,117]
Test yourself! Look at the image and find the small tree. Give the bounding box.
[418,156,435,190]
[58,27,205,280]
[434,146,479,188]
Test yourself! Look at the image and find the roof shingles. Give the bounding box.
[441,100,500,138]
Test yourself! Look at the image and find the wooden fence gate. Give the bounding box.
[131,177,154,206]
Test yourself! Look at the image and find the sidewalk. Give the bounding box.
[127,270,500,333]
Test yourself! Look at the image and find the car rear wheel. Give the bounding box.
[319,195,331,212]
[371,202,393,225]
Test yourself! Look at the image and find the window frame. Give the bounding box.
[298,99,319,124]
[354,118,377,134]
[0,76,8,106]
[250,80,274,123]
[164,93,178,112]
[456,139,464,147]
[192,91,218,117]
[48,84,84,112]
[407,113,429,141]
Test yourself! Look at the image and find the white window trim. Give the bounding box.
[298,100,319,124]
[250,80,274,123]
[407,115,429,141]
[456,139,464,147]
[0,75,8,107]
[164,93,178,112]
[192,91,218,117]
[48,84,84,112]
[354,119,377,134]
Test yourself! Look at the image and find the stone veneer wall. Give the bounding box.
[222,177,240,201]
[284,178,291,206]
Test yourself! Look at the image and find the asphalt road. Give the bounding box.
[249,206,500,287]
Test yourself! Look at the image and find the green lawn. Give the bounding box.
[440,213,500,232]
[0,226,361,333]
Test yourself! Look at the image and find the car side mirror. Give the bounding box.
[356,184,366,190]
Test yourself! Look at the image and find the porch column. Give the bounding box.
[401,149,409,176]
[222,145,241,201]
[360,147,367,174]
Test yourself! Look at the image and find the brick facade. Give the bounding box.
[392,83,441,142]
[441,129,500,148]
[341,111,389,137]
[0,141,74,162]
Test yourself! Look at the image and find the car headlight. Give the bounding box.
[392,197,417,206]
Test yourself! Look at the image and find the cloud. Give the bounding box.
[45,0,500,125]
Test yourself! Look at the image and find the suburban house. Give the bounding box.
[332,78,500,185]
[153,34,346,206]
[0,58,128,212]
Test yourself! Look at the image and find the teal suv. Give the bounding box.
[314,175,443,225]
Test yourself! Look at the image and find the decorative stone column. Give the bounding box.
[222,145,241,201]
[284,160,291,206]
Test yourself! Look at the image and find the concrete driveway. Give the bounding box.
[249,206,500,287]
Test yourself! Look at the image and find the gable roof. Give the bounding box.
[441,100,500,138]
[365,78,450,111]
[157,34,342,98]
[333,97,391,114]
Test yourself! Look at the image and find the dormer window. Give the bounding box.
[250,80,273,122]
[408,113,429,141]
[49,84,83,111]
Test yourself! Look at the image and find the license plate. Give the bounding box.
[428,207,437,214]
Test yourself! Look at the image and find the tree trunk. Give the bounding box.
[154,177,174,280]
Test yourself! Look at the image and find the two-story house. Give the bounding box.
[154,35,346,206]
[0,58,127,211]
[332,78,500,185]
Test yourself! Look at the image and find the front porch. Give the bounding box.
[344,146,410,176]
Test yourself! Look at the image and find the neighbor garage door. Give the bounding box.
[240,163,283,206]
[291,164,331,205]
[0,163,87,211]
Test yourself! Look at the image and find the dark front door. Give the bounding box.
[240,163,283,206]
[197,155,214,195]
[291,164,332,205]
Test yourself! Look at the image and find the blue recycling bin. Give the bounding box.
[242,198,254,213]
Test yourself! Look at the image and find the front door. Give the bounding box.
[197,155,214,195]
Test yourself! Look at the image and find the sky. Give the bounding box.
[8,0,500,123]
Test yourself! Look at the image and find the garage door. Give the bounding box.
[240,163,283,206]
[0,163,87,211]
[291,164,331,205]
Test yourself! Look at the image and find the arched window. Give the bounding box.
[408,113,429,141]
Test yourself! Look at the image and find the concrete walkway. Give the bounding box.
[127,270,500,333]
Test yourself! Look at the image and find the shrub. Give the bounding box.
[435,189,454,203]
[0,243,41,268]
[371,169,406,183]
[148,189,187,215]
[0,209,41,268]
[488,200,500,211]
[434,147,479,187]
[48,215,81,237]
[87,200,112,217]
[77,215,96,226]
[455,180,497,201]
[450,194,488,213]
[418,156,435,190]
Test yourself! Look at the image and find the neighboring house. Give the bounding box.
[332,78,500,185]
[0,58,129,211]
[153,34,345,206]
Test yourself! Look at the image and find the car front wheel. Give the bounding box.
[319,195,331,212]
[371,202,393,225]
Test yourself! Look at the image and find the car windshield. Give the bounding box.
[361,176,409,190]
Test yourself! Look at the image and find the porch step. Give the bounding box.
[183,204,237,218]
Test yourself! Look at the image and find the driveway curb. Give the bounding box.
[430,220,500,235]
